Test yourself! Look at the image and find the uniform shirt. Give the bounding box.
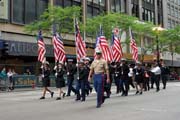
[90,58,109,74]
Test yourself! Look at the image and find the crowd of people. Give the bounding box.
[39,49,171,108]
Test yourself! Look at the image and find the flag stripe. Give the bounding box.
[37,31,46,63]
[52,34,66,62]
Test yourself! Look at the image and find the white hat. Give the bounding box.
[58,61,64,65]
[78,60,84,64]
[84,57,90,61]
[68,59,73,62]
[95,48,102,54]
[43,61,49,65]
[121,58,126,61]
[136,61,141,64]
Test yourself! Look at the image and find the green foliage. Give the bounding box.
[160,25,180,53]
[25,5,81,35]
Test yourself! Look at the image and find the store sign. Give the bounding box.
[5,40,94,57]
[0,0,9,19]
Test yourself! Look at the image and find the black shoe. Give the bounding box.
[75,98,80,101]
[56,97,61,100]
[102,96,106,104]
[81,99,85,102]
[66,94,70,97]
[125,93,128,96]
[156,89,160,92]
[135,91,139,94]
[63,93,66,98]
[90,88,93,93]
[51,92,54,98]
[163,87,166,89]
[121,93,125,96]
[40,96,45,99]
[139,91,143,95]
[96,104,101,108]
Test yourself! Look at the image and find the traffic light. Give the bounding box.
[2,41,9,55]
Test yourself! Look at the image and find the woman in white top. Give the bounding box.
[7,68,14,91]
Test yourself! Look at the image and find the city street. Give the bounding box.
[0,82,180,120]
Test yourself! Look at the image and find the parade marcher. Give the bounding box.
[54,62,66,100]
[114,62,121,94]
[0,67,7,91]
[133,61,144,95]
[76,60,86,101]
[88,49,110,108]
[151,62,161,92]
[120,58,130,96]
[128,64,135,91]
[160,60,170,89]
[66,59,77,96]
[7,68,14,91]
[83,57,93,96]
[143,64,151,91]
[40,61,54,99]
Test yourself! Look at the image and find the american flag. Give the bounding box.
[75,19,86,62]
[129,27,138,62]
[112,34,123,62]
[37,31,46,63]
[52,32,66,62]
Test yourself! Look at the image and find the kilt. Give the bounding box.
[42,77,50,87]
[56,78,65,88]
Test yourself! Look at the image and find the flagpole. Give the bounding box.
[74,17,79,80]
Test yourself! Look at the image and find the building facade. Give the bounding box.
[163,0,180,29]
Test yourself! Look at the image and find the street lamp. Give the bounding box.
[152,26,165,66]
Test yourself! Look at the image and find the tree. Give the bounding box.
[25,5,82,36]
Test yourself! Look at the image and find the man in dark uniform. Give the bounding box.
[83,57,93,96]
[75,60,87,101]
[114,62,121,94]
[88,49,110,108]
[66,59,77,96]
[160,60,170,89]
[120,58,130,96]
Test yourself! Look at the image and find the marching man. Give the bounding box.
[88,49,110,108]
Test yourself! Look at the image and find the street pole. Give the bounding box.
[156,35,160,66]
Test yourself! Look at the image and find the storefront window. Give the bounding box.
[12,0,24,24]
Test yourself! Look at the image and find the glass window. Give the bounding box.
[25,0,36,24]
[100,0,105,6]
[93,7,100,16]
[12,0,24,24]
[64,0,72,6]
[55,0,63,6]
[121,0,126,13]
[87,6,93,18]
[111,0,115,12]
[115,0,120,12]
[36,0,48,18]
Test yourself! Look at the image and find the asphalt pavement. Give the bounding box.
[0,82,180,120]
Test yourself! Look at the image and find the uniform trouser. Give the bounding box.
[114,78,120,93]
[67,79,76,95]
[151,76,155,88]
[128,77,135,90]
[93,74,104,106]
[76,80,86,100]
[161,75,168,88]
[85,80,92,91]
[155,75,161,91]
[120,79,129,95]
[144,77,150,91]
